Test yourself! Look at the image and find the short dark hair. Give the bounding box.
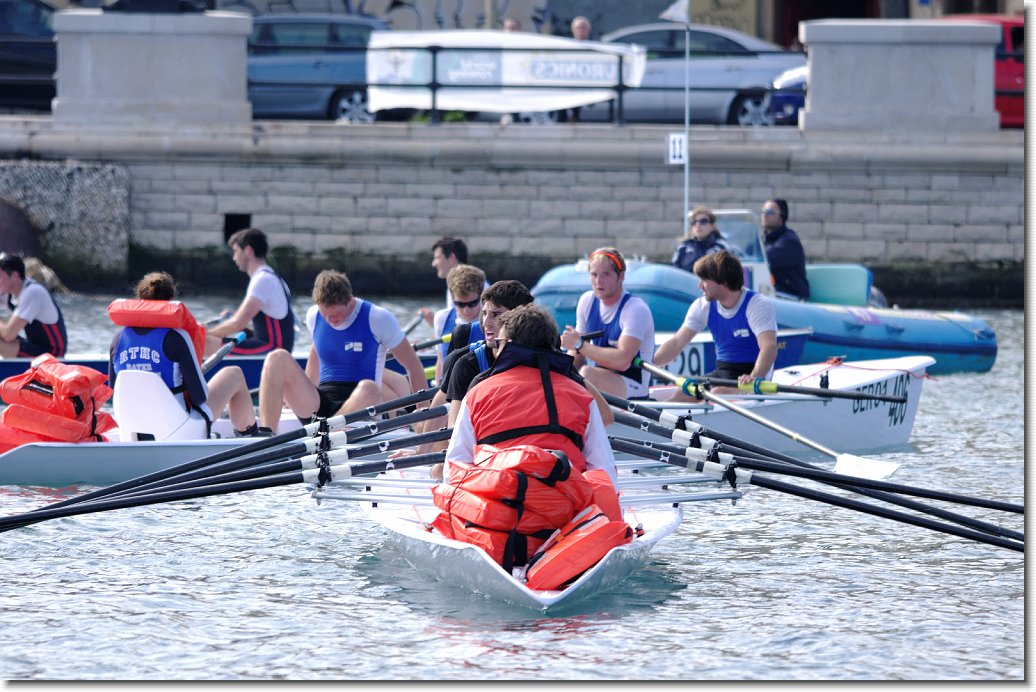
[433,236,468,264]
[0,253,25,279]
[228,228,268,258]
[497,304,560,352]
[135,271,177,301]
[771,198,789,223]
[481,280,533,311]
[693,250,744,291]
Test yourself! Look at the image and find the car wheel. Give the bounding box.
[330,90,376,124]
[729,92,775,127]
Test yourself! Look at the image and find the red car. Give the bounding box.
[939,14,1024,129]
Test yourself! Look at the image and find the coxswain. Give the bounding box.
[0,253,67,359]
[205,227,295,357]
[109,272,261,437]
[444,303,618,485]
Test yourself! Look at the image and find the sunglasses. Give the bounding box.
[762,209,779,216]
[453,298,480,309]
[691,218,711,225]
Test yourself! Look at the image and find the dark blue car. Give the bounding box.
[767,65,806,126]
[248,13,387,122]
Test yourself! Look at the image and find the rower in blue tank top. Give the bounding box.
[653,250,778,402]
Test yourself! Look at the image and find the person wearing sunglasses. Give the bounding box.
[431,264,486,383]
[671,205,733,273]
[761,198,810,301]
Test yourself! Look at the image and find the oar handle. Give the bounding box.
[202,331,246,375]
[386,333,451,363]
[402,313,423,336]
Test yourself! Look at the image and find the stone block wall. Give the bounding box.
[0,119,1022,304]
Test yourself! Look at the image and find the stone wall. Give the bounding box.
[0,118,1022,305]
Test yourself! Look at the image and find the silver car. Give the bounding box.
[580,22,805,126]
[248,13,387,122]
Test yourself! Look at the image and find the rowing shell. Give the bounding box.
[618,355,935,456]
[312,465,742,611]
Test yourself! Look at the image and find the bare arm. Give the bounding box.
[581,378,614,426]
[744,330,778,383]
[653,326,697,367]
[575,333,642,373]
[390,338,427,394]
[304,344,320,385]
[0,314,27,342]
[207,295,263,339]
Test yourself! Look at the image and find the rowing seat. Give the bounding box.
[113,370,208,442]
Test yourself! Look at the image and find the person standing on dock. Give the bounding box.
[0,253,67,358]
[257,269,426,430]
[654,251,777,401]
[560,247,654,399]
[761,198,810,301]
[205,227,295,357]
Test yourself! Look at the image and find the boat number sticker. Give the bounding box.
[851,373,909,427]
[657,344,705,382]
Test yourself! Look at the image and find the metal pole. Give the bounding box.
[485,0,497,29]
[683,20,690,231]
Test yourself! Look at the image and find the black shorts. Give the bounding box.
[17,336,52,358]
[708,361,755,381]
[311,381,360,420]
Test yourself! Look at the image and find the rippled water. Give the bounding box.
[1,298,1024,681]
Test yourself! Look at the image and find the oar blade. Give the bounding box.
[833,453,900,481]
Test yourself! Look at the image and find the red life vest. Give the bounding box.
[464,366,593,472]
[107,299,206,365]
[0,353,117,453]
[523,504,633,591]
[431,444,595,571]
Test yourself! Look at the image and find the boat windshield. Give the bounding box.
[713,210,764,262]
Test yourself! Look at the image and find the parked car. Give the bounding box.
[248,13,387,122]
[937,13,1024,129]
[0,0,60,111]
[766,64,806,126]
[578,21,805,126]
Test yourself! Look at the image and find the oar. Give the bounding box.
[402,313,423,336]
[681,373,908,404]
[0,452,447,533]
[609,434,1023,542]
[201,331,247,375]
[633,357,901,480]
[90,422,454,506]
[92,406,450,502]
[33,388,441,513]
[609,438,1023,553]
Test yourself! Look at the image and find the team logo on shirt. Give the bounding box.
[732,328,750,338]
[343,342,364,352]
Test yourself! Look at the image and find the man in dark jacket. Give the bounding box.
[761,198,810,301]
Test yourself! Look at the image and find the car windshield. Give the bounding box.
[713,210,764,261]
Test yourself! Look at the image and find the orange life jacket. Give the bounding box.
[465,366,593,472]
[107,299,206,365]
[0,353,117,453]
[523,504,633,591]
[583,468,623,522]
[432,444,594,571]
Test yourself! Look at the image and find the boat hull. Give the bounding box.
[531,261,996,375]
[618,355,934,456]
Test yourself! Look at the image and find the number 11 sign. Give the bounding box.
[667,132,687,164]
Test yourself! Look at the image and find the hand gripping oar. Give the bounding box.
[609,438,1023,553]
[32,387,440,514]
[0,451,447,533]
[201,331,247,375]
[633,357,901,480]
[610,434,1023,542]
[387,334,451,363]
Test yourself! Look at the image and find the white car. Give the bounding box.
[579,22,806,126]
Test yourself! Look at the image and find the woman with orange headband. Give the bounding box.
[559,247,656,399]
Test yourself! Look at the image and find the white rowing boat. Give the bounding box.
[614,355,935,457]
[312,465,743,611]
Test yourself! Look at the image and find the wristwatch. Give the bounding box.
[573,338,584,354]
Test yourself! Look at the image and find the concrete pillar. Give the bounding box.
[51,9,252,131]
[800,19,1001,132]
